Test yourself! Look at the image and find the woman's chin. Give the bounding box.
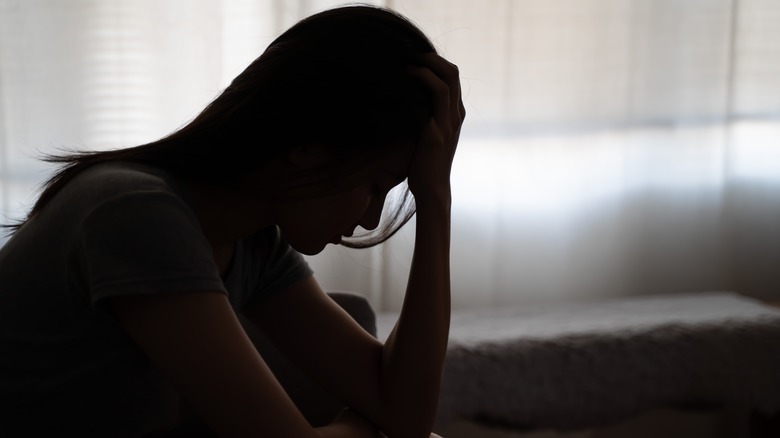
[287,233,344,255]
[292,240,331,256]
[296,245,323,256]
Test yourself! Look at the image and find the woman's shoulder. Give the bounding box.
[72,161,184,197]
[57,161,192,212]
[32,161,196,233]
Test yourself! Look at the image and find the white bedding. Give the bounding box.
[378,292,780,429]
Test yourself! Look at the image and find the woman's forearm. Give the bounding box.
[379,197,451,438]
[374,51,462,438]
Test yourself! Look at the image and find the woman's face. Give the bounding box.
[273,145,414,255]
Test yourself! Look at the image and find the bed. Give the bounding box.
[377,291,780,436]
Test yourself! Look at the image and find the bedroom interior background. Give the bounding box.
[1,0,778,312]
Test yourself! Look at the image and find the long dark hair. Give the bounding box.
[5,5,436,248]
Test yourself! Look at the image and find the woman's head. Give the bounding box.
[185,4,436,247]
[11,5,436,248]
[190,4,436,178]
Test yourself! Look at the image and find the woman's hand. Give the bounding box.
[407,53,465,206]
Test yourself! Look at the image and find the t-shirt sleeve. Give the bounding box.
[77,190,226,308]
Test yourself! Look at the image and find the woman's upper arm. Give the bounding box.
[242,276,388,427]
[110,291,318,438]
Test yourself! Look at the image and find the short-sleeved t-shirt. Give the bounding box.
[0,161,312,436]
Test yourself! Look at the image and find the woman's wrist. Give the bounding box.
[413,188,452,216]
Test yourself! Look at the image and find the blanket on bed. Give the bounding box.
[378,292,780,430]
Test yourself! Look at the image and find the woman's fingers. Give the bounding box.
[418,52,464,122]
[405,52,465,201]
[408,64,451,128]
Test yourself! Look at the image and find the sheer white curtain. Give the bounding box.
[1,0,779,311]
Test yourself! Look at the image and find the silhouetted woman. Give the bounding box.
[0,5,463,437]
